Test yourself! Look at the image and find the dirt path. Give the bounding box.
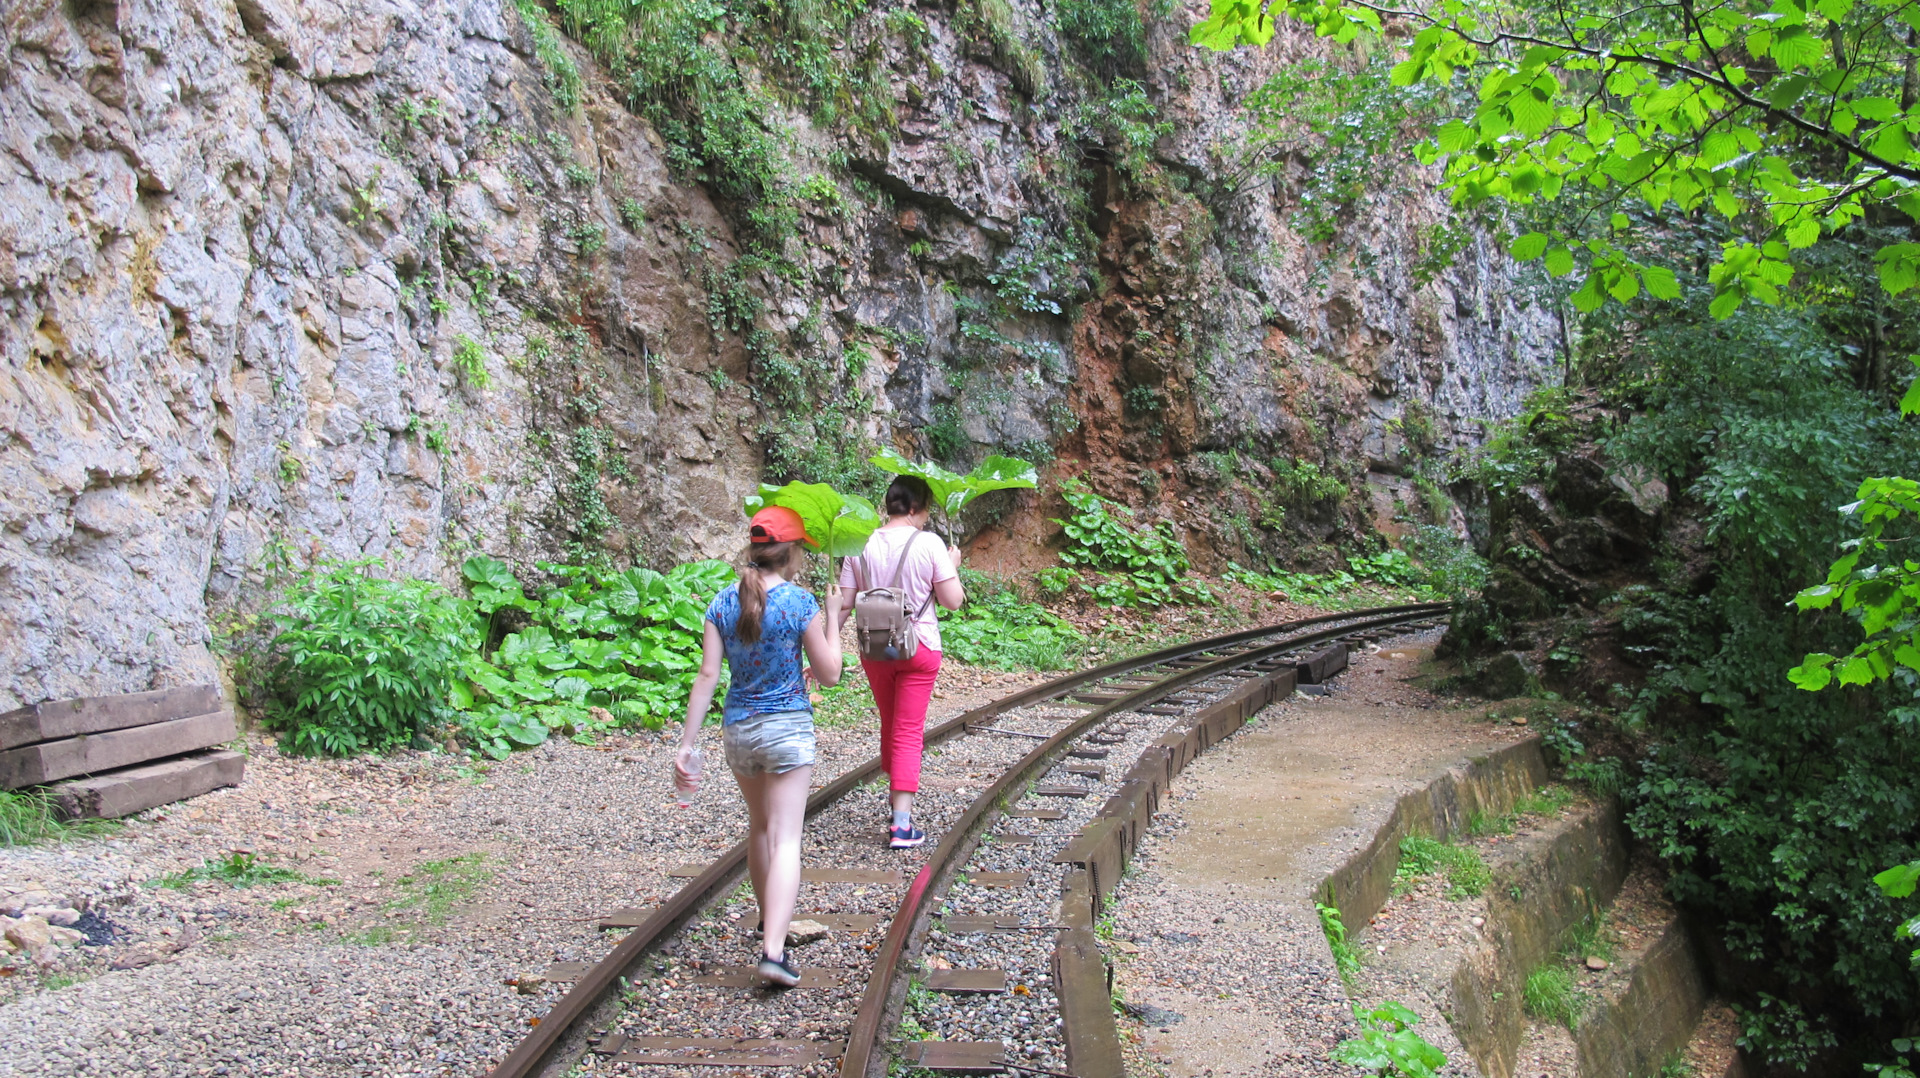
[1102,630,1529,1077]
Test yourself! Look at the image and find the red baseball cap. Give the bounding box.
[749,505,815,546]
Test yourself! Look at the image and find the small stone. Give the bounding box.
[1112,940,1140,954]
[23,906,80,926]
[48,926,84,946]
[111,950,161,971]
[515,974,544,995]
[4,916,53,952]
[1584,956,1608,971]
[1471,917,1485,927]
[786,919,830,946]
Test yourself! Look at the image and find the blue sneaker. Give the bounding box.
[888,825,926,849]
[758,950,800,987]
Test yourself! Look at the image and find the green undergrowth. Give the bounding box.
[1393,834,1491,900]
[1469,784,1577,836]
[1331,1000,1449,1077]
[261,555,733,759]
[157,852,336,890]
[812,668,873,730]
[1317,901,1363,987]
[943,570,1085,670]
[0,790,118,848]
[1524,912,1618,1031]
[354,854,493,944]
[1524,964,1582,1030]
[1222,550,1444,610]
[1054,480,1214,607]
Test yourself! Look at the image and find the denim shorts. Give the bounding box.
[723,710,816,775]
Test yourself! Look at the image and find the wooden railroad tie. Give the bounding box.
[1007,807,1066,820]
[591,1035,841,1066]
[690,966,845,987]
[0,685,243,818]
[965,871,1031,888]
[1033,785,1091,798]
[898,1041,1006,1072]
[925,968,1007,994]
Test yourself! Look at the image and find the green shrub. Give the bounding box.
[1329,1000,1448,1077]
[512,0,583,109]
[1054,0,1145,73]
[452,334,491,390]
[264,561,477,756]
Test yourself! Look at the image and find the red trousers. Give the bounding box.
[861,647,942,793]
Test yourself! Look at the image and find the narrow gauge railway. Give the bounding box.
[490,603,1448,1078]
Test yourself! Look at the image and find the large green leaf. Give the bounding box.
[869,449,970,517]
[952,455,1040,515]
[869,449,1039,518]
[742,481,881,557]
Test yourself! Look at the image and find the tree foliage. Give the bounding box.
[1197,0,1920,322]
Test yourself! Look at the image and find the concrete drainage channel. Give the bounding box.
[1321,739,1737,1078]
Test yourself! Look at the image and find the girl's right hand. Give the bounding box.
[673,744,702,789]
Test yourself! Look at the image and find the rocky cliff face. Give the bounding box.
[0,0,1556,710]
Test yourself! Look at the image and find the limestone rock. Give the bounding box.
[785,919,830,946]
[0,0,1555,711]
[4,916,53,953]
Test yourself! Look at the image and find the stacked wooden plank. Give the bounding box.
[0,686,244,819]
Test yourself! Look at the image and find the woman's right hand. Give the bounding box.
[673,744,702,789]
[947,544,963,567]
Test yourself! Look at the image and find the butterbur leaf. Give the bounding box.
[871,448,970,517]
[745,481,881,557]
[872,450,1038,520]
[953,455,1041,514]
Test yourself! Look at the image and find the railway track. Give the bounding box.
[490,602,1448,1078]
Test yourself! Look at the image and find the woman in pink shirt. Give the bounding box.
[836,476,965,848]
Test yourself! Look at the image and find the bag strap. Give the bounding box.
[888,531,928,590]
[902,532,938,621]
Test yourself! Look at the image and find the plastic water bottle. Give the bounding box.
[675,746,702,807]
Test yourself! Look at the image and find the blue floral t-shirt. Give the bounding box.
[706,582,819,726]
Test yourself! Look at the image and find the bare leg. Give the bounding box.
[735,769,770,909]
[738,765,813,960]
[890,789,915,820]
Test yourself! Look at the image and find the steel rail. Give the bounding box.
[837,604,1448,1078]
[487,602,1446,1078]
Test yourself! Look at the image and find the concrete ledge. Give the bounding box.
[1576,914,1710,1078]
[1446,801,1632,1078]
[1320,737,1550,930]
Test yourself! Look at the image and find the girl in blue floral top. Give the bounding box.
[675,506,842,986]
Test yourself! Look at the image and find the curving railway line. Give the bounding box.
[489,602,1449,1078]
